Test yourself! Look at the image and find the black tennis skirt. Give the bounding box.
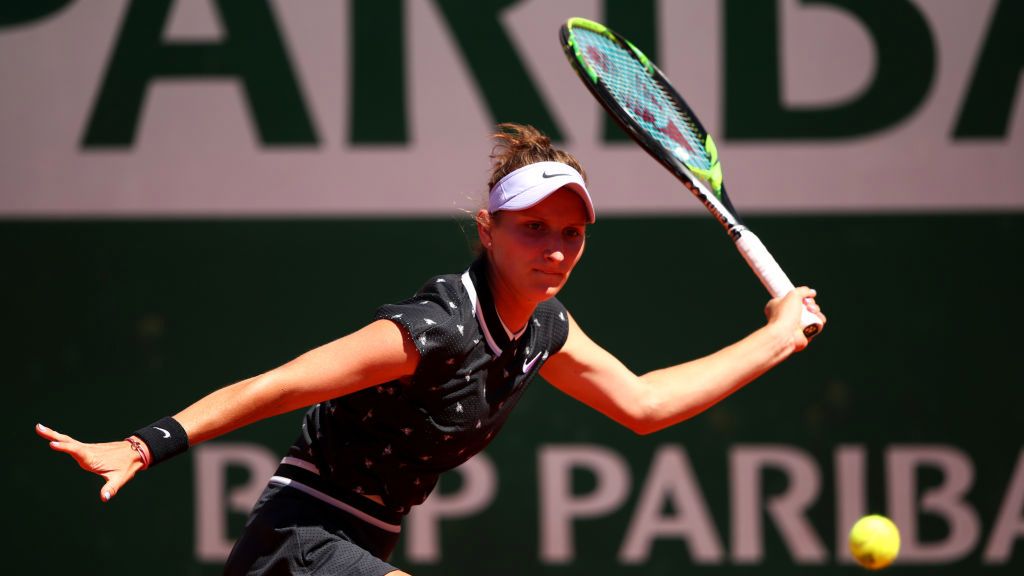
[223,481,401,576]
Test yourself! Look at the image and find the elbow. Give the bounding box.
[622,390,663,436]
[628,420,658,436]
[628,415,665,436]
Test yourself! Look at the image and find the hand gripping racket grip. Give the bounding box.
[733,230,821,338]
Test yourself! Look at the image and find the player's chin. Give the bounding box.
[531,275,568,299]
[541,285,563,299]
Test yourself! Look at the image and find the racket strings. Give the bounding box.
[571,28,711,171]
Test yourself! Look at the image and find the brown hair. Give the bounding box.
[487,123,587,190]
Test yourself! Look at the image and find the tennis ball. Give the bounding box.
[849,514,900,570]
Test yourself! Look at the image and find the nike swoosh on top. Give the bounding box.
[541,171,569,179]
[154,427,171,439]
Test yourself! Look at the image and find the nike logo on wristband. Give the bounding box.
[542,171,569,179]
[153,426,171,438]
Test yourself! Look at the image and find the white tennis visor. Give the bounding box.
[488,161,596,223]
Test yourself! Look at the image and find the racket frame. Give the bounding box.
[560,17,821,337]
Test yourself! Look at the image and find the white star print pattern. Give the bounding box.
[285,261,574,514]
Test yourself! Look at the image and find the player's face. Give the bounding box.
[484,187,588,303]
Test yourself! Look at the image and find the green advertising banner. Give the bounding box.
[4,1,1023,574]
[7,215,1023,575]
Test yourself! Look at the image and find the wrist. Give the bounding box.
[760,321,797,363]
[132,416,190,468]
[125,436,151,470]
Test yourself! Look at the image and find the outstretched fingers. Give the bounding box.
[36,423,82,454]
[36,423,141,503]
[36,422,75,442]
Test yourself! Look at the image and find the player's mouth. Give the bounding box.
[534,269,565,278]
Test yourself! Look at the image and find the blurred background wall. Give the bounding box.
[3,1,1022,574]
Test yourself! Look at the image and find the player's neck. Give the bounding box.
[486,271,535,338]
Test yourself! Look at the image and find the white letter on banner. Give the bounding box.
[405,453,497,563]
[984,449,1024,564]
[888,445,980,563]
[835,444,868,564]
[539,444,630,563]
[619,445,723,564]
[730,445,827,564]
[193,443,278,562]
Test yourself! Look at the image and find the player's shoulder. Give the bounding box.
[374,270,475,357]
[533,296,571,352]
[400,271,473,318]
[417,271,467,303]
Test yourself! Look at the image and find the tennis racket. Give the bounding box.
[559,17,821,337]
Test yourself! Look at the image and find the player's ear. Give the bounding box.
[476,209,495,249]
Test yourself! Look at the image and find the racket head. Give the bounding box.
[560,18,739,221]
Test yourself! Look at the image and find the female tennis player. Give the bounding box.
[37,123,824,575]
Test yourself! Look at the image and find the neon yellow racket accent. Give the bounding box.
[690,134,724,195]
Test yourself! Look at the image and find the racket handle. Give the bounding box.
[733,229,822,339]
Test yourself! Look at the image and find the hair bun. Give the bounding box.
[487,123,586,190]
[495,123,550,153]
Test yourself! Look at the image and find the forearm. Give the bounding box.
[171,373,293,445]
[165,320,417,446]
[636,324,794,434]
